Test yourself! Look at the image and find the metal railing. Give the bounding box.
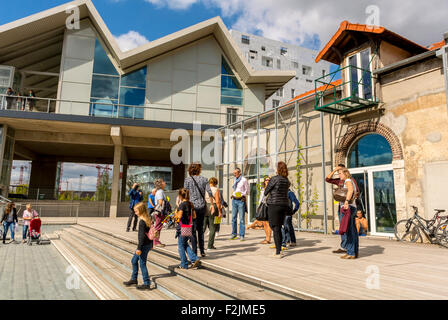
[0,94,251,123]
[314,65,378,114]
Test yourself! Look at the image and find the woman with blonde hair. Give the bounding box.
[123,202,153,290]
[204,177,222,251]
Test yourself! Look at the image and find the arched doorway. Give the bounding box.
[348,133,397,235]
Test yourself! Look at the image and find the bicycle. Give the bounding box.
[394,206,448,247]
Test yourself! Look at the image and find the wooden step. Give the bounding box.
[51,237,125,300]
[64,227,227,300]
[70,225,293,300]
[57,230,170,300]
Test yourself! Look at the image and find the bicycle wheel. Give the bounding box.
[394,219,421,243]
[435,222,448,248]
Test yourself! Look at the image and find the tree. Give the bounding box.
[96,172,112,201]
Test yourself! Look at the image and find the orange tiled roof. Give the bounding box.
[315,21,428,64]
[284,79,343,105]
[428,40,445,51]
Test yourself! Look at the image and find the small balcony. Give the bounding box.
[314,65,379,115]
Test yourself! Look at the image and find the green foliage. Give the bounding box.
[95,172,111,201]
[295,145,319,226]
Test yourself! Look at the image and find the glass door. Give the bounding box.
[350,165,396,236]
[347,48,372,100]
[370,169,397,235]
[248,180,258,223]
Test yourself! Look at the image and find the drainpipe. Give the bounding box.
[436,31,448,114]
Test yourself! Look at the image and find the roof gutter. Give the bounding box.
[373,50,436,75]
[436,32,448,115]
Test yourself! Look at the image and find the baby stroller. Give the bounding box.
[27,218,41,245]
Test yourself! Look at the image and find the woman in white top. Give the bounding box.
[204,177,222,250]
[22,204,38,243]
[338,168,359,259]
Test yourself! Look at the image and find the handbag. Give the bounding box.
[180,206,193,237]
[333,179,358,203]
[147,225,160,240]
[256,196,269,221]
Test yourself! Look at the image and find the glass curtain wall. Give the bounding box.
[90,40,146,119]
[221,57,243,107]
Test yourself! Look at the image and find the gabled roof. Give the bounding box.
[283,79,343,106]
[0,0,295,98]
[428,40,446,51]
[315,21,428,65]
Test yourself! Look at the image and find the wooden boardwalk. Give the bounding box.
[46,217,448,300]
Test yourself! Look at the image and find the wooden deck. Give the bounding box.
[45,217,448,300]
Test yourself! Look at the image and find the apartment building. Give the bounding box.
[230,30,332,110]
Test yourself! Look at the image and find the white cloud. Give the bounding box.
[115,30,150,52]
[140,0,448,49]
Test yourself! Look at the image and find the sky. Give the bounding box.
[3,0,448,190]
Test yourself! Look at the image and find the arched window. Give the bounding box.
[348,134,393,168]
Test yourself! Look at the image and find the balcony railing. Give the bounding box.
[314,65,379,115]
[0,94,250,124]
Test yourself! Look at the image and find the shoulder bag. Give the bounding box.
[180,206,194,237]
[256,195,269,221]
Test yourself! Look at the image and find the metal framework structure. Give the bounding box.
[215,93,329,234]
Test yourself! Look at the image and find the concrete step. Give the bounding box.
[57,230,170,300]
[63,227,228,300]
[71,225,294,300]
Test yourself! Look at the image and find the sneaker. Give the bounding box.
[123,279,138,287]
[289,243,297,247]
[281,246,287,251]
[230,235,238,240]
[332,248,347,254]
[240,237,245,242]
[269,245,276,249]
[136,284,152,290]
[215,232,220,237]
[201,252,206,258]
[191,259,201,268]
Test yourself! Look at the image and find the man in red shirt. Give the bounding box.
[326,164,360,255]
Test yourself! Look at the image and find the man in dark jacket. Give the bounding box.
[281,190,300,248]
[126,183,143,232]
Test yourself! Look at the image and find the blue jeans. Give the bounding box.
[178,236,199,269]
[345,206,359,257]
[281,216,296,246]
[232,199,246,238]
[3,222,15,242]
[23,225,29,240]
[338,205,347,250]
[131,244,152,285]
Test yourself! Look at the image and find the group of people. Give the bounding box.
[4,88,36,111]
[123,161,369,289]
[1,202,39,244]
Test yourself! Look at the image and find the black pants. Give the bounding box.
[192,206,206,255]
[127,208,138,231]
[268,204,287,255]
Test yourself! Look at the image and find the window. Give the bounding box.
[322,70,326,77]
[90,40,146,119]
[276,88,283,97]
[272,99,280,108]
[221,57,243,106]
[306,79,313,83]
[241,35,250,44]
[291,89,295,98]
[262,56,273,67]
[249,50,258,60]
[276,59,281,69]
[292,61,299,69]
[226,108,238,125]
[348,134,393,168]
[280,47,287,55]
[302,65,312,76]
[261,46,266,51]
